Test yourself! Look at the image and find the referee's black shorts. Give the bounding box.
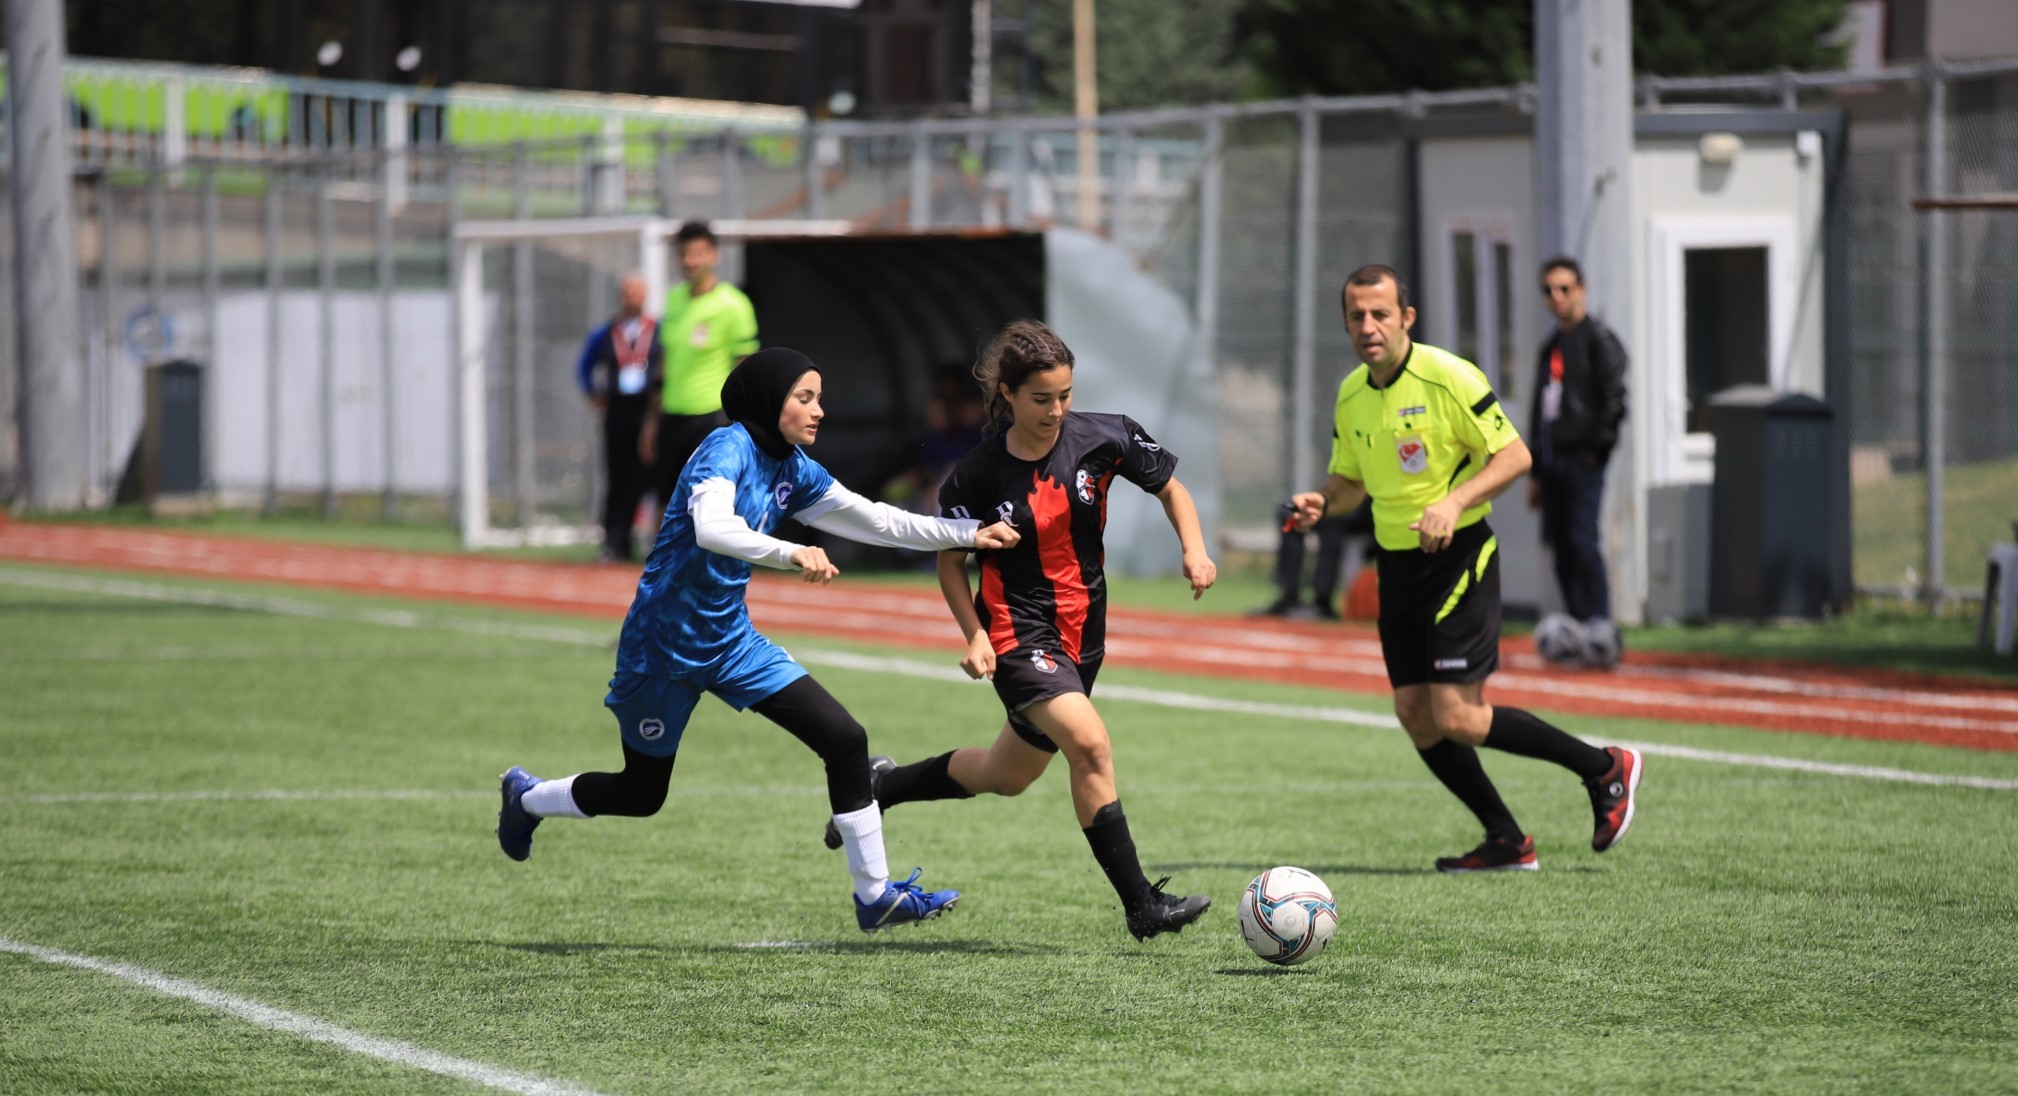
[1375,520,1501,689]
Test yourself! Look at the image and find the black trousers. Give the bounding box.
[654,410,729,507]
[1537,454,1611,621]
[1272,500,1374,608]
[600,399,653,560]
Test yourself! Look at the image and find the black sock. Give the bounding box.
[571,747,676,818]
[1082,801,1153,908]
[1416,740,1522,841]
[878,751,974,810]
[1483,706,1612,780]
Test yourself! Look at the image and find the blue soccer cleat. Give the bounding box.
[855,868,959,933]
[497,766,542,862]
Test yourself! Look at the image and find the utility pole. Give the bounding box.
[1073,0,1098,231]
[7,0,87,509]
[1535,0,1636,619]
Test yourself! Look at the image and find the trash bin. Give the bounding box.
[145,359,205,497]
[1707,385,1833,619]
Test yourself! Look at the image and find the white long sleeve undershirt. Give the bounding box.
[794,481,980,551]
[688,477,980,569]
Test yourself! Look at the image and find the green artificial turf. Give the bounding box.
[2,566,2015,1094]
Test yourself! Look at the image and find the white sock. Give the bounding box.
[830,803,889,904]
[520,775,590,819]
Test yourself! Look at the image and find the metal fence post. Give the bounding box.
[1195,114,1222,379]
[317,160,337,518]
[377,149,399,517]
[804,122,826,219]
[96,174,118,501]
[200,165,220,493]
[656,131,678,218]
[721,129,745,220]
[1007,127,1029,226]
[512,144,536,526]
[910,122,933,230]
[1290,99,1320,492]
[263,168,283,514]
[1111,126,1134,249]
[444,148,466,530]
[1922,64,1948,606]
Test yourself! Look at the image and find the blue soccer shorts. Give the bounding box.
[605,632,808,757]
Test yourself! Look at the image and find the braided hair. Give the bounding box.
[973,320,1074,434]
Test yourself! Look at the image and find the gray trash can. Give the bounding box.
[146,359,205,497]
[1707,385,1833,619]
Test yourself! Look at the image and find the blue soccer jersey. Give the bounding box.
[614,424,835,678]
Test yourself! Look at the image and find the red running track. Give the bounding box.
[3,522,2014,752]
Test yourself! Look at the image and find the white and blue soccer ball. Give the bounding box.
[1534,612,1591,667]
[1238,866,1338,966]
[1535,613,1624,669]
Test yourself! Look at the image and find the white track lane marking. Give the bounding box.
[0,938,611,1096]
[4,567,2013,791]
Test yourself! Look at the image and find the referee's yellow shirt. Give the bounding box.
[661,281,760,416]
[1328,341,1521,552]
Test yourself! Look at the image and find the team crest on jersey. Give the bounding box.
[1074,469,1097,504]
[773,482,793,509]
[1030,649,1058,674]
[638,718,665,741]
[1396,436,1428,474]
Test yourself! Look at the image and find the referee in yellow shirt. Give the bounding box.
[642,221,761,505]
[1291,264,1641,872]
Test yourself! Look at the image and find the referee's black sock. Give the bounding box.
[877,751,975,810]
[1416,740,1523,841]
[1482,706,1612,780]
[1083,801,1153,909]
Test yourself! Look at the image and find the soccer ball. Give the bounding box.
[1238,867,1338,966]
[1534,612,1591,667]
[1582,617,1624,669]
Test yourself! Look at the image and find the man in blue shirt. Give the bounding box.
[499,349,1021,933]
[575,274,661,562]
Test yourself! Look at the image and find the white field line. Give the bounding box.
[4,567,2013,792]
[0,937,611,1096]
[784,612,2018,736]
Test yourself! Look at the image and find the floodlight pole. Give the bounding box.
[7,0,88,509]
[1073,0,1098,231]
[1536,0,1638,623]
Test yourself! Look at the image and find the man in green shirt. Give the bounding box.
[1291,264,1641,873]
[643,221,760,504]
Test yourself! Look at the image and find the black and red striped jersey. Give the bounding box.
[938,412,1179,663]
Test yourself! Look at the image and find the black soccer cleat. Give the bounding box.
[1125,876,1212,941]
[1434,833,1538,873]
[824,755,896,850]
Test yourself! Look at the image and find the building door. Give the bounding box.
[1647,214,1798,485]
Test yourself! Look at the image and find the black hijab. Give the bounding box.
[720,348,820,460]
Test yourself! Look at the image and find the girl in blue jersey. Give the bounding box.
[497,348,1021,933]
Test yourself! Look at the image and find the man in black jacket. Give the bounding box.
[1529,257,1628,622]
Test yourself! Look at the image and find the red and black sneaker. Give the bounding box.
[1434,834,1538,873]
[1586,746,1642,852]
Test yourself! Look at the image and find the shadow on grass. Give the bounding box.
[479,938,1043,958]
[1215,967,1314,977]
[1154,861,1430,877]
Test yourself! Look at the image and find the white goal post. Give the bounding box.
[450,216,850,549]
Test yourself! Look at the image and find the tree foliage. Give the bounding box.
[1233,0,1851,99]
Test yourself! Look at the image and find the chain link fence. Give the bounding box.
[5,59,2018,601]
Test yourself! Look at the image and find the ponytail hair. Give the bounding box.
[973,320,1074,434]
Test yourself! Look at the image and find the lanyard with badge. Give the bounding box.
[613,318,656,395]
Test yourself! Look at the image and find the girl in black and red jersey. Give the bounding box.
[825,320,1219,940]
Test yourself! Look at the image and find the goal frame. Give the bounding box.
[449,216,850,549]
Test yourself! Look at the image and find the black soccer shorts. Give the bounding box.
[990,646,1105,753]
[1374,520,1502,689]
